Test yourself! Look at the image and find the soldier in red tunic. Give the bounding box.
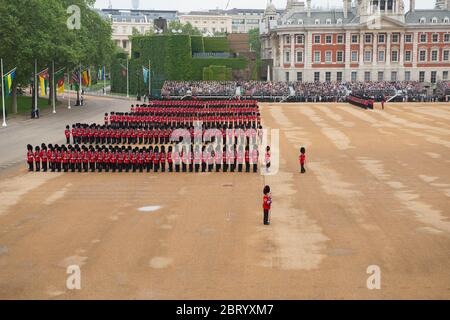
[27,145,34,171]
[263,185,272,225]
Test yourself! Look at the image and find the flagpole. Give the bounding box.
[1,59,7,127]
[68,68,71,109]
[34,59,37,112]
[103,66,106,96]
[79,63,82,106]
[126,58,129,99]
[148,60,152,102]
[52,61,56,114]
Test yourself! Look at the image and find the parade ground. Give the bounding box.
[0,98,449,299]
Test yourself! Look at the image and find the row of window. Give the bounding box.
[285,71,449,82]
[284,16,450,25]
[283,49,450,64]
[284,33,450,45]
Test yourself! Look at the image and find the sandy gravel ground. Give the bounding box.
[0,102,449,299]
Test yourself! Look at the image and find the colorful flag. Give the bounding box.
[120,64,128,78]
[69,69,80,90]
[81,68,90,87]
[143,66,149,84]
[3,67,16,96]
[38,68,49,96]
[98,66,106,81]
[55,68,65,94]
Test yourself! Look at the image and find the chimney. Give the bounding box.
[410,0,415,12]
[343,0,348,19]
[307,0,311,17]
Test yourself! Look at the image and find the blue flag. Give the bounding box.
[143,66,149,85]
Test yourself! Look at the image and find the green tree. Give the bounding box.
[0,0,115,113]
[167,20,202,36]
[248,28,261,59]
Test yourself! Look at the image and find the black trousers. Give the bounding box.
[245,163,250,172]
[253,164,257,173]
[263,209,270,225]
[195,164,200,172]
[28,161,34,171]
[35,161,40,172]
[301,164,306,173]
[168,162,173,172]
[42,161,48,172]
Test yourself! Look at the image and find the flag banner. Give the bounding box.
[3,67,16,96]
[71,69,80,90]
[143,66,149,84]
[81,68,90,87]
[55,68,65,94]
[38,69,49,97]
[98,66,106,81]
[120,64,128,78]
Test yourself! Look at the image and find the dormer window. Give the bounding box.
[326,19,331,25]
[298,19,303,25]
[287,19,292,25]
[431,17,437,23]
[419,17,426,24]
[444,17,449,23]
[337,18,342,25]
[315,19,320,25]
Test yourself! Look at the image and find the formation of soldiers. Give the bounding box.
[27,100,265,173]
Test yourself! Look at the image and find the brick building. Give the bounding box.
[260,0,450,83]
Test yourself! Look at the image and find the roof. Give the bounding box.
[405,9,450,23]
[283,10,357,25]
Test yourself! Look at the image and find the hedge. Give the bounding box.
[111,35,247,96]
[203,37,229,53]
[191,36,205,53]
[202,65,232,81]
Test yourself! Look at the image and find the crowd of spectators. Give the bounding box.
[162,80,449,102]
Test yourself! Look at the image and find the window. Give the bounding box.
[296,50,303,63]
[314,35,321,44]
[443,71,448,80]
[326,19,331,25]
[122,40,128,49]
[431,50,438,61]
[298,19,304,25]
[325,72,331,81]
[337,72,343,82]
[325,51,332,63]
[351,71,357,82]
[391,71,397,81]
[365,34,372,43]
[314,72,320,82]
[432,34,439,42]
[378,71,384,81]
[444,17,449,23]
[419,50,426,62]
[364,71,371,81]
[351,51,358,62]
[431,71,437,83]
[351,35,358,43]
[364,50,372,62]
[431,17,437,24]
[314,51,321,63]
[392,34,399,43]
[337,18,342,25]
[285,51,290,63]
[401,51,410,63]
[286,72,290,82]
[405,34,412,43]
[378,50,385,62]
[297,72,303,82]
[445,34,450,42]
[325,35,332,44]
[285,35,291,44]
[336,51,343,62]
[443,50,449,61]
[420,17,426,24]
[391,50,398,62]
[296,34,304,44]
[378,34,385,43]
[419,71,425,82]
[315,19,320,25]
[405,71,411,81]
[420,34,427,43]
[337,35,344,44]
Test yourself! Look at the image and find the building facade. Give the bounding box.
[179,12,233,35]
[98,9,177,55]
[261,0,450,82]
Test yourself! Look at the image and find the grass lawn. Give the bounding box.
[2,95,61,117]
